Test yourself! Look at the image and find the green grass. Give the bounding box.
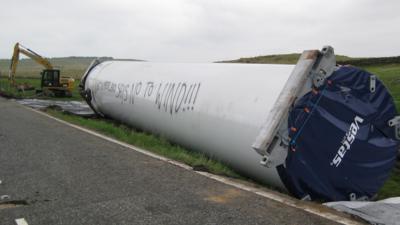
[0,57,96,79]
[218,52,400,66]
[362,64,400,112]
[0,57,104,79]
[378,164,400,199]
[46,109,241,179]
[361,64,400,199]
[0,77,82,101]
[218,53,353,64]
[0,56,141,79]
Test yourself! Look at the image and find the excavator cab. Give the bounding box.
[40,69,74,97]
[41,69,60,87]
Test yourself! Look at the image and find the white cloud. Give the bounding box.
[1,0,399,62]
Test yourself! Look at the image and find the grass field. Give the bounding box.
[0,57,97,79]
[217,53,353,64]
[363,64,400,112]
[363,64,400,199]
[0,56,140,79]
[1,54,399,200]
[0,77,82,101]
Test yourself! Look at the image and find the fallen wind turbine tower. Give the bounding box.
[80,46,400,201]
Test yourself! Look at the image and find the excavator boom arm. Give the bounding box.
[8,43,53,84]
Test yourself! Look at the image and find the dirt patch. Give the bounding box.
[204,189,243,204]
[0,200,29,209]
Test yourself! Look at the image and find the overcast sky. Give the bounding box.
[1,0,400,62]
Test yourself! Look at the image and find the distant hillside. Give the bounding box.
[218,53,352,64]
[0,56,141,79]
[219,53,400,66]
[337,56,400,67]
[2,54,400,79]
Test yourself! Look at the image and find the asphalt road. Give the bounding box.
[0,97,342,225]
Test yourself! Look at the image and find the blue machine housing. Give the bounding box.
[279,66,399,201]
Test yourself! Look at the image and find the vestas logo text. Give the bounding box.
[331,116,364,167]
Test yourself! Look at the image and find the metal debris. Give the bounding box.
[325,197,400,225]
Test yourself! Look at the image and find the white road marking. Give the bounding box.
[27,106,362,225]
[15,218,28,225]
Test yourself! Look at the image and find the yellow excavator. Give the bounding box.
[9,42,74,96]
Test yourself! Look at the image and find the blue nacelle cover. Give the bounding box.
[279,66,399,202]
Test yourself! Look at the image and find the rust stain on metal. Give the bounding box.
[303,50,319,60]
[287,96,298,106]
